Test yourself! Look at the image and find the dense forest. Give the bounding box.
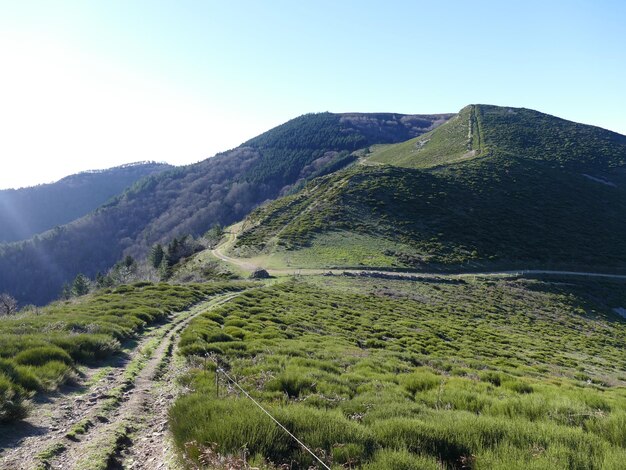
[0,112,451,305]
[0,162,171,243]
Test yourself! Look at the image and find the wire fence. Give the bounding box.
[215,365,332,470]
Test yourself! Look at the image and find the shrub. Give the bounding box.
[266,369,316,398]
[332,443,366,467]
[504,380,534,394]
[31,361,74,389]
[0,373,28,422]
[0,360,41,391]
[585,411,626,447]
[14,346,73,367]
[170,279,626,468]
[362,449,440,470]
[372,417,472,466]
[400,369,441,395]
[170,395,287,465]
[50,334,120,362]
[0,281,253,423]
[480,370,503,386]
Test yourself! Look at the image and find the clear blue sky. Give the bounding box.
[1,0,625,188]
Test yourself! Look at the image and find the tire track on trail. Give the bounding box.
[117,292,244,470]
[0,292,244,470]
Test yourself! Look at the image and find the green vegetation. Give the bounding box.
[74,422,134,470]
[243,112,366,188]
[0,112,448,306]
[368,104,626,170]
[65,418,94,441]
[171,277,626,468]
[247,232,415,269]
[477,105,626,167]
[235,105,626,271]
[0,281,251,422]
[367,105,482,169]
[36,442,67,469]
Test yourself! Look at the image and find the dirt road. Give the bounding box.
[211,235,626,282]
[211,226,626,282]
[0,292,243,470]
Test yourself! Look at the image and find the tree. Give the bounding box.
[95,272,114,289]
[71,273,90,297]
[0,293,17,315]
[149,244,165,269]
[166,235,198,266]
[159,256,172,280]
[60,283,72,300]
[205,224,224,247]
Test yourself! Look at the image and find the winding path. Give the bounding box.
[212,230,626,282]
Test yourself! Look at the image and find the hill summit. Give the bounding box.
[232,104,626,272]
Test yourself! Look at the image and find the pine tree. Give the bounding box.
[205,224,223,247]
[150,244,165,269]
[71,273,90,297]
[159,256,172,280]
[61,283,72,300]
[95,272,114,289]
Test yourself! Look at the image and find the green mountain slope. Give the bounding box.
[172,276,626,469]
[366,104,483,168]
[233,105,626,271]
[0,112,451,305]
[0,162,171,243]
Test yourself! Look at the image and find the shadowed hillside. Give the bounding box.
[0,112,451,305]
[0,162,171,243]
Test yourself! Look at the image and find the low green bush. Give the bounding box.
[0,373,29,422]
[504,380,534,394]
[14,346,73,366]
[265,368,317,398]
[0,359,41,391]
[400,369,441,395]
[361,449,440,470]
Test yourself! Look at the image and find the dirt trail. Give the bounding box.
[212,225,626,282]
[0,292,242,470]
[210,224,259,272]
[117,293,241,469]
[211,235,626,283]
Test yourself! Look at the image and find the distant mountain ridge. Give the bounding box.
[0,161,172,243]
[0,112,452,304]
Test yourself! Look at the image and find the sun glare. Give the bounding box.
[0,33,253,189]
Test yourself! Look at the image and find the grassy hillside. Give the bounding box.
[234,105,626,271]
[0,281,251,422]
[0,112,451,305]
[0,162,171,243]
[367,105,482,168]
[171,276,626,469]
[368,104,626,169]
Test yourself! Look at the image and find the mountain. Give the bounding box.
[232,105,626,272]
[0,162,172,243]
[0,112,452,305]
